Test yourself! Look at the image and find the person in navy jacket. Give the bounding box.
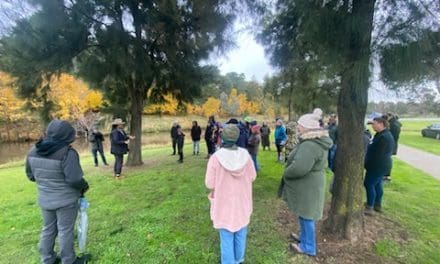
[110,119,134,179]
[364,116,395,215]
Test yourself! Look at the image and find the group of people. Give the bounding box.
[24,109,402,264]
[170,116,265,172]
[86,118,134,179]
[205,108,332,262]
[205,109,403,262]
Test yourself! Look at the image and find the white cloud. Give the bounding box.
[208,29,275,83]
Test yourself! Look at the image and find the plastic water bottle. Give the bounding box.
[78,197,89,253]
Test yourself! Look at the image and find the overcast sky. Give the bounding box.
[209,30,275,83]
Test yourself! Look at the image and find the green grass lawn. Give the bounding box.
[0,144,439,263]
[399,120,440,155]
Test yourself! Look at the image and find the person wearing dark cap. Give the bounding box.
[205,124,256,264]
[26,120,89,264]
[110,118,134,179]
[364,117,394,215]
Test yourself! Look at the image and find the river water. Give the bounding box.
[0,131,181,165]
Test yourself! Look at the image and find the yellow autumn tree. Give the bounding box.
[202,97,221,117]
[186,102,204,116]
[144,93,179,115]
[49,74,103,120]
[221,88,262,116]
[0,72,27,123]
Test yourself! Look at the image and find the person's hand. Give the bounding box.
[129,135,135,140]
[125,140,130,144]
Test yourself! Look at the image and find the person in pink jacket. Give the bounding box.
[205,124,257,264]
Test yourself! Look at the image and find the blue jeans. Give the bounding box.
[299,217,316,256]
[364,171,384,207]
[193,140,200,154]
[219,226,247,264]
[251,154,259,171]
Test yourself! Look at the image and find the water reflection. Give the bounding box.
[0,131,181,165]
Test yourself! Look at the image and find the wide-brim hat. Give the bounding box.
[112,118,125,125]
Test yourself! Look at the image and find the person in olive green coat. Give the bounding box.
[278,108,333,256]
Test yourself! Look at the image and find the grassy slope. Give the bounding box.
[398,120,440,155]
[0,145,439,263]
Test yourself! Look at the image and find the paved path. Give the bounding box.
[397,144,440,180]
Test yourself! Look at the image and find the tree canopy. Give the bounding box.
[0,0,241,165]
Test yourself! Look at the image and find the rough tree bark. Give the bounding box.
[126,87,144,166]
[324,0,376,240]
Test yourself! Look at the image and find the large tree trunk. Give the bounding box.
[126,88,144,166]
[324,0,376,240]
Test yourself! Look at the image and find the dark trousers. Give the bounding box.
[40,203,78,264]
[178,147,184,161]
[92,148,107,166]
[114,154,124,174]
[364,171,384,207]
[206,140,215,155]
[172,138,178,154]
[328,144,337,172]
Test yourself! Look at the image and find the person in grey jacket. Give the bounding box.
[26,120,89,264]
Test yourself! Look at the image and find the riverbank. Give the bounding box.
[0,145,439,263]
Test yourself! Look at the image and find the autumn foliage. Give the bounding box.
[0,72,103,123]
[146,89,261,117]
[48,74,103,120]
[0,72,26,123]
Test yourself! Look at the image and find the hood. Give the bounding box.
[36,120,76,156]
[300,130,333,151]
[213,147,250,176]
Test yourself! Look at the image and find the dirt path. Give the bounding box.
[397,144,440,180]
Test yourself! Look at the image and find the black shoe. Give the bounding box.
[54,256,61,264]
[74,254,91,264]
[178,160,183,163]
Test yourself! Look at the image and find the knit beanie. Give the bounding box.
[221,124,240,145]
[297,108,323,130]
